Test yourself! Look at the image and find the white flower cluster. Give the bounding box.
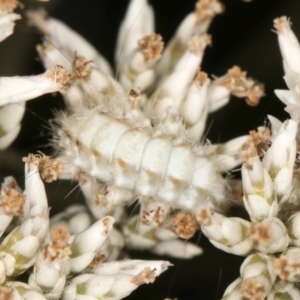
[196,17,300,299]
[3,0,300,299]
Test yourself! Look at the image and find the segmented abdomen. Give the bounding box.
[57,108,225,213]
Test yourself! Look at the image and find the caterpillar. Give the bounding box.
[56,98,226,214]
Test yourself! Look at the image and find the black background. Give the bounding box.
[0,0,300,299]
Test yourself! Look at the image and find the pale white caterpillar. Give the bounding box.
[56,100,226,214]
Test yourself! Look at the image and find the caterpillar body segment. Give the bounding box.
[56,106,226,214]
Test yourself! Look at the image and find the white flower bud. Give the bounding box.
[148,34,211,119]
[287,212,300,246]
[205,135,248,172]
[197,209,253,256]
[20,214,49,242]
[27,10,112,75]
[69,217,114,273]
[6,281,47,300]
[240,253,276,300]
[0,13,20,42]
[79,179,126,223]
[78,67,125,105]
[274,16,300,75]
[23,157,49,219]
[273,247,300,282]
[63,267,167,300]
[119,34,164,92]
[58,53,126,110]
[0,163,49,277]
[0,215,48,276]
[0,66,71,106]
[92,259,171,277]
[242,155,277,221]
[50,205,93,235]
[268,281,300,300]
[221,277,243,300]
[156,0,223,79]
[182,71,209,124]
[274,88,298,109]
[180,71,210,141]
[0,125,21,149]
[98,227,125,262]
[267,115,282,138]
[29,266,67,300]
[29,226,71,299]
[277,71,300,122]
[250,218,289,253]
[116,0,154,67]
[0,102,25,149]
[123,216,174,250]
[123,215,201,259]
[262,119,297,203]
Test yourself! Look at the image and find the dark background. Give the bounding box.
[0,0,300,299]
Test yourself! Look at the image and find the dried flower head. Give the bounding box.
[93,187,111,209]
[72,53,93,81]
[44,226,71,261]
[250,222,271,247]
[88,254,105,269]
[273,16,292,33]
[220,65,264,106]
[242,278,266,300]
[23,152,64,183]
[242,136,258,162]
[138,33,164,62]
[195,69,209,87]
[242,126,271,162]
[194,0,224,26]
[196,207,212,225]
[0,0,23,15]
[245,83,265,107]
[131,267,156,286]
[273,254,300,282]
[141,206,164,226]
[173,212,199,239]
[44,65,72,92]
[0,176,23,217]
[0,286,13,300]
[188,34,212,55]
[249,126,271,157]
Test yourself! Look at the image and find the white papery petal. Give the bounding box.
[221,277,243,300]
[11,236,40,258]
[0,13,20,42]
[267,115,282,139]
[24,162,48,218]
